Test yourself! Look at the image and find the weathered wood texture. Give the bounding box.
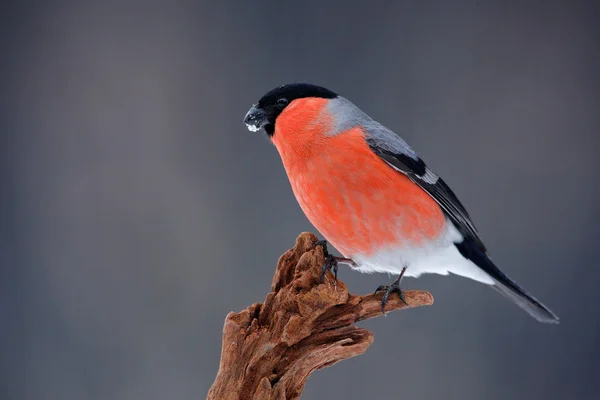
[207,232,433,400]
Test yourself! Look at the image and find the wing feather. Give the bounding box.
[367,137,486,252]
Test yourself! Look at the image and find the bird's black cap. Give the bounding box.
[244,83,337,136]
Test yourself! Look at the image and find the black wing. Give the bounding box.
[366,136,559,323]
[367,138,486,253]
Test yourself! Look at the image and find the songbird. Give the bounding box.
[244,83,559,324]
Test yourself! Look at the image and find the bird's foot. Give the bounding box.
[312,240,357,283]
[373,267,409,315]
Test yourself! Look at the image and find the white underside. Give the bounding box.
[348,222,494,285]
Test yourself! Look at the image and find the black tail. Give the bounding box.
[455,240,559,324]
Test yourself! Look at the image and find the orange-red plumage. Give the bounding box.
[272,98,445,257]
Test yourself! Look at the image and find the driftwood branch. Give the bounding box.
[207,232,434,400]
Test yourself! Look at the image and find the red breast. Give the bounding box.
[272,98,446,257]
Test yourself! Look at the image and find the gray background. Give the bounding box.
[2,1,599,399]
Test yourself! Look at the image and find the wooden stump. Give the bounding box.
[207,232,434,400]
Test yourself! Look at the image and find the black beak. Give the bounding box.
[244,105,268,132]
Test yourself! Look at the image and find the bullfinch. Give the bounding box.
[244,83,559,324]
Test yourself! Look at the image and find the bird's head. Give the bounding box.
[243,83,338,137]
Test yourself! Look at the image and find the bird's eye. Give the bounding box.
[276,98,288,108]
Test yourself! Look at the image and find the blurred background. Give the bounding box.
[2,1,599,399]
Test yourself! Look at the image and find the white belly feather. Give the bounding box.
[349,221,495,285]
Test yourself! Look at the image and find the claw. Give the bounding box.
[373,267,409,315]
[320,262,330,282]
[319,254,339,283]
[312,239,355,283]
[314,240,335,283]
[373,285,387,295]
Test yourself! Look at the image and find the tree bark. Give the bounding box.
[206,232,434,400]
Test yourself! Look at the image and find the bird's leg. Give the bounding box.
[374,267,409,315]
[312,240,357,283]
